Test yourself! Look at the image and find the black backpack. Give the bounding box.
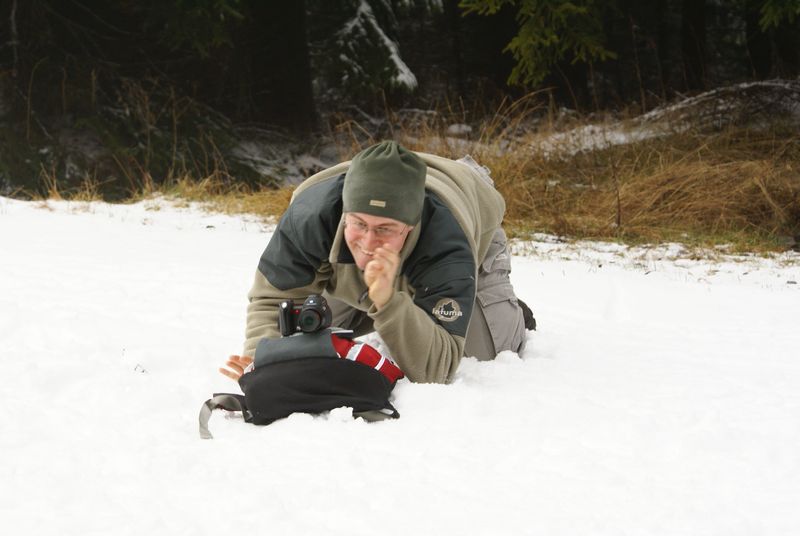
[199,330,400,438]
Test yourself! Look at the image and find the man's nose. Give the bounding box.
[361,230,383,246]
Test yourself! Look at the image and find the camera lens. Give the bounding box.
[298,310,322,332]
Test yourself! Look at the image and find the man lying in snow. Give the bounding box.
[220,141,535,384]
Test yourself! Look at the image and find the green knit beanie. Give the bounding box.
[342,141,427,225]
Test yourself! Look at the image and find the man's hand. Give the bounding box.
[219,355,253,381]
[363,244,400,309]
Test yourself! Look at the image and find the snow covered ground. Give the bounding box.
[1,197,799,535]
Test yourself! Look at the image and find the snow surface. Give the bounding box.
[2,197,800,535]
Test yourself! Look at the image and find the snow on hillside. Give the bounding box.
[1,197,799,535]
[534,79,800,157]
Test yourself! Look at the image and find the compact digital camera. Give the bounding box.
[278,294,332,336]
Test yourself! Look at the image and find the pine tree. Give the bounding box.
[459,0,616,87]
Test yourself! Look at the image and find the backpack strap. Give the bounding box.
[198,393,250,439]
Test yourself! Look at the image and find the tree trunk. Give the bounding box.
[444,0,465,97]
[242,0,316,132]
[745,0,771,78]
[681,0,706,91]
[773,18,800,78]
[655,0,671,99]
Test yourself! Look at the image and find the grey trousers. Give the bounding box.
[463,227,527,360]
[327,228,527,361]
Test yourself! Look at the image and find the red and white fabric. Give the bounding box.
[329,335,405,384]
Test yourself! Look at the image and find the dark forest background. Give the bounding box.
[1,0,799,197]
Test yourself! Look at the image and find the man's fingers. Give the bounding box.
[232,356,249,365]
[366,256,393,277]
[219,355,254,381]
[369,280,382,297]
[379,242,398,254]
[228,355,253,366]
[364,259,384,286]
[225,360,245,375]
[364,262,382,280]
[373,246,398,264]
[218,367,240,380]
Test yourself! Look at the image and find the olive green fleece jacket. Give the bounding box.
[243,152,505,383]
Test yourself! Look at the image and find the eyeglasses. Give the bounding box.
[344,217,407,239]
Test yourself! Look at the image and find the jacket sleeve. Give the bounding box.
[368,277,473,384]
[369,196,477,383]
[243,268,330,357]
[243,180,341,356]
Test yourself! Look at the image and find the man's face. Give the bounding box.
[343,212,413,270]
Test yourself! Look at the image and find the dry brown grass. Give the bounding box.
[470,95,797,250]
[161,175,294,218]
[27,169,294,222]
[28,98,800,253]
[196,121,799,252]
[471,125,800,251]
